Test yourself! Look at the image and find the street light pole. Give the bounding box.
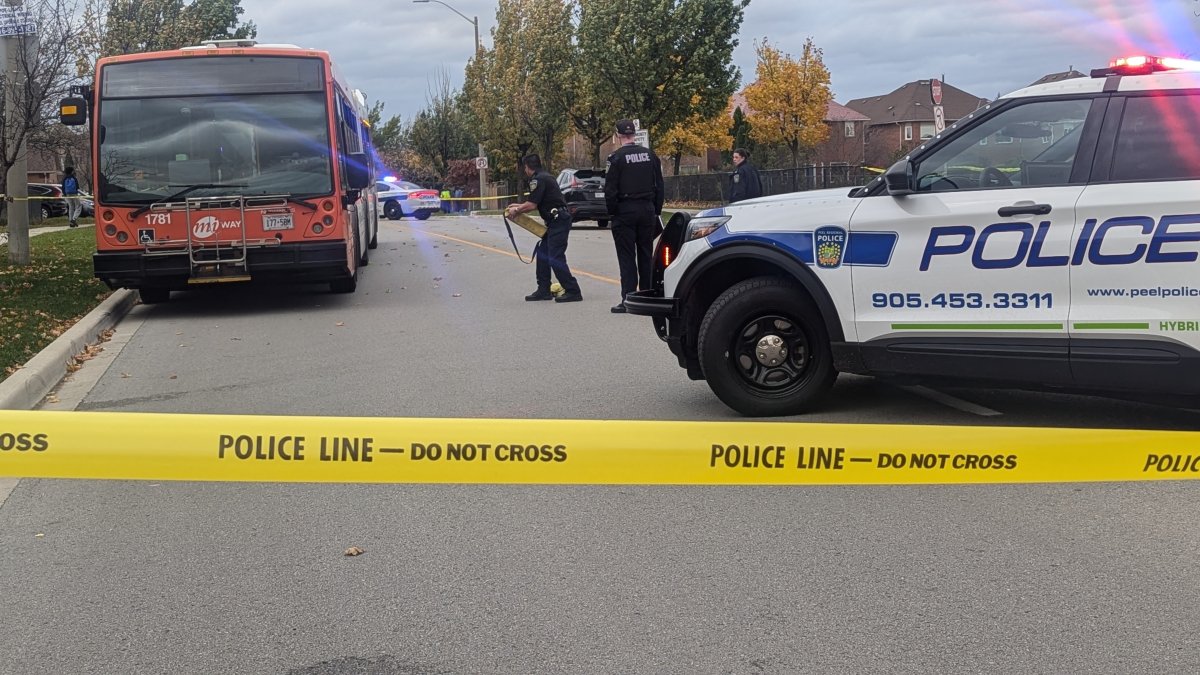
[413,0,487,210]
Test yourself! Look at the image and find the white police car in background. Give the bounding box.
[376,179,441,221]
[627,55,1200,416]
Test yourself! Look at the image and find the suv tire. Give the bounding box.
[697,277,836,416]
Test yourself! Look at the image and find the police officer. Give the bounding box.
[505,154,583,303]
[605,119,664,313]
[729,147,762,203]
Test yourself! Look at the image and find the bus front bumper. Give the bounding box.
[94,241,349,289]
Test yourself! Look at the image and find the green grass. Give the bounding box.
[0,226,110,381]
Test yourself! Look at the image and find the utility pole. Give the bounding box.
[2,0,32,265]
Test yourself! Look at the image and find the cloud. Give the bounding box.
[240,0,1200,121]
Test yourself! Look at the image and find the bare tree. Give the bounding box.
[2,0,82,265]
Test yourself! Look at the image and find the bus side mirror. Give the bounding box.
[60,96,88,126]
[345,152,370,190]
[884,159,914,196]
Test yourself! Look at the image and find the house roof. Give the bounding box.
[1029,69,1087,86]
[731,91,870,123]
[845,80,987,125]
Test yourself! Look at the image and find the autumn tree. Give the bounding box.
[744,37,832,171]
[366,100,406,176]
[405,69,475,184]
[75,0,256,74]
[660,96,734,175]
[2,0,85,264]
[576,0,747,145]
[464,0,571,182]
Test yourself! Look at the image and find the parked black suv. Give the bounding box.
[29,183,69,219]
[556,168,610,228]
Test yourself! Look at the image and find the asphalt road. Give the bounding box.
[2,214,1199,674]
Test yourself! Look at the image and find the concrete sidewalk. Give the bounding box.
[0,223,137,410]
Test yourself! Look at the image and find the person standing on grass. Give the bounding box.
[62,167,81,227]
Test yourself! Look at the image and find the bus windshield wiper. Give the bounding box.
[284,194,318,210]
[130,183,247,219]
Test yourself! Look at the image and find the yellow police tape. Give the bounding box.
[2,410,1199,485]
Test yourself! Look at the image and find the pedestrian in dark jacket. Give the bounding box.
[63,167,81,227]
[729,148,762,203]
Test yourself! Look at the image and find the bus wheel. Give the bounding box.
[597,219,609,228]
[139,287,170,304]
[415,211,431,221]
[368,218,379,249]
[384,201,402,220]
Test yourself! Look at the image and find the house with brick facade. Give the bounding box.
[728,91,871,167]
[845,79,988,168]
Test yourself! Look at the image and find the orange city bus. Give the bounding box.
[61,39,378,304]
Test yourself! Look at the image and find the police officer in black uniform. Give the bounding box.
[505,154,583,303]
[605,119,664,313]
[729,147,763,203]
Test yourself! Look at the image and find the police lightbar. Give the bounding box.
[1092,55,1200,77]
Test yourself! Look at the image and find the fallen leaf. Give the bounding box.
[45,395,60,404]
[121,372,131,378]
[168,374,178,380]
[452,293,462,298]
[344,546,365,557]
[34,533,44,538]
[336,322,345,327]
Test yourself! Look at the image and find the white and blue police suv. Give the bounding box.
[627,55,1200,417]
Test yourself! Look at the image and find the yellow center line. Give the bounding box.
[401,222,620,285]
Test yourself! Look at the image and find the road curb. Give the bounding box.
[0,288,137,410]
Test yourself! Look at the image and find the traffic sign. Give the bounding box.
[933,105,946,133]
[475,156,488,170]
[0,7,35,37]
[931,78,942,106]
[634,130,650,148]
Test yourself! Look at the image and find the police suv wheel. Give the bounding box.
[383,201,402,220]
[697,277,835,417]
[415,211,431,221]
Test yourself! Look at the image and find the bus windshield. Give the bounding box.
[98,93,334,204]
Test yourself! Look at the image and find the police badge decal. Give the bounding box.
[814,225,847,269]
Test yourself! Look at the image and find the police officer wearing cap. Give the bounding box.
[605,119,664,313]
[505,154,583,303]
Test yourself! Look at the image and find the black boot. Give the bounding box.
[525,289,554,301]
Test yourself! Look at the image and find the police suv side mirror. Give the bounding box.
[884,159,914,196]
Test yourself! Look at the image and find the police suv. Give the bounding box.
[626,56,1200,416]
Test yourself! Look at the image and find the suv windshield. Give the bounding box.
[97,92,334,204]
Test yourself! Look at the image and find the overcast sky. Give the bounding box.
[242,0,1200,123]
